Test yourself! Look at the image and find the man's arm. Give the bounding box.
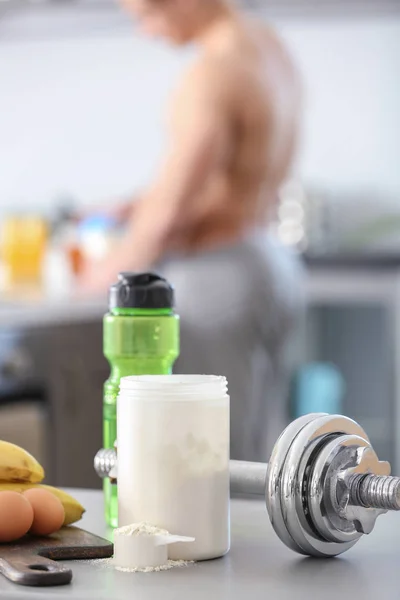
[80,63,228,291]
[123,65,228,269]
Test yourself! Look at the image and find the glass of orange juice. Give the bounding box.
[0,215,48,287]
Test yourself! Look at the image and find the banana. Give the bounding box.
[0,442,85,526]
[0,483,85,526]
[40,485,86,526]
[0,441,44,483]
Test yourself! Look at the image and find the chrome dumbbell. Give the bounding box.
[95,413,400,558]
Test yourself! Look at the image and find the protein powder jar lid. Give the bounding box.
[109,272,175,311]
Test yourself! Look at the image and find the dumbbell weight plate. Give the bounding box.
[273,415,370,557]
[266,413,328,555]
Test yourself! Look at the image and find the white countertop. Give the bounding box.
[2,258,400,329]
[0,490,398,600]
[0,291,106,329]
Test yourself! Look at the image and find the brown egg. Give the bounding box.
[0,491,34,542]
[23,489,65,536]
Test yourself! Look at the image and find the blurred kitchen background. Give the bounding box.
[1,0,400,486]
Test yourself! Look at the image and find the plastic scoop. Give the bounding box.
[113,526,195,570]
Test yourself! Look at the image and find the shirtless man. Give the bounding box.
[83,0,304,461]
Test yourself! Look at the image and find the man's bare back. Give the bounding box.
[168,17,301,252]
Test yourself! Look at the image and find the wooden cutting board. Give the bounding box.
[0,526,113,587]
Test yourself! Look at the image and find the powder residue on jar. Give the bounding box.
[118,398,230,561]
[115,522,169,537]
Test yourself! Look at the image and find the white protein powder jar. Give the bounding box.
[117,375,230,561]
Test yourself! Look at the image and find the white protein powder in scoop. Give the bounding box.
[88,522,194,574]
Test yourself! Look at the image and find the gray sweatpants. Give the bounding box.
[158,231,304,462]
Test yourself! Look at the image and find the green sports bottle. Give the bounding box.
[103,272,180,527]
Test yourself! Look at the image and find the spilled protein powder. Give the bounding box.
[88,557,194,574]
[116,558,192,573]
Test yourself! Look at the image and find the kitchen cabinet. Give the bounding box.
[305,256,400,472]
[0,301,108,489]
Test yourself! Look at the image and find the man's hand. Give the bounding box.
[76,230,143,296]
[76,242,134,296]
[76,261,112,296]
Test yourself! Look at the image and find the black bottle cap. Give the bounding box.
[109,272,174,310]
